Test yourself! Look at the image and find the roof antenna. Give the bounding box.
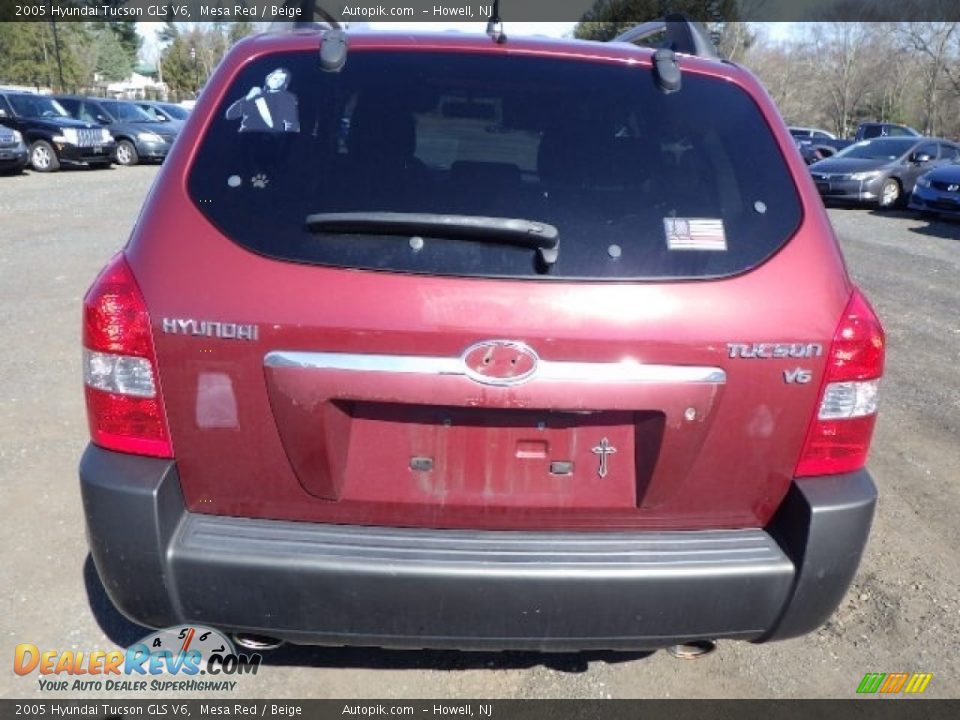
[486,0,507,44]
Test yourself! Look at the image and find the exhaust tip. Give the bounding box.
[667,640,717,659]
[232,633,284,651]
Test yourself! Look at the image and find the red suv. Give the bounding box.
[80,19,884,651]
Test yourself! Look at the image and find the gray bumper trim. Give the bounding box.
[80,445,876,651]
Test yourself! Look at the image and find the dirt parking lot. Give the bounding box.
[1,165,958,699]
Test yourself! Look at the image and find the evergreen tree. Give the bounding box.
[92,24,134,81]
[0,22,90,90]
[229,21,256,45]
[108,21,141,62]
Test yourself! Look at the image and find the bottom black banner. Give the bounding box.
[1,700,959,720]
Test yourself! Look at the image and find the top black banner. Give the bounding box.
[2,0,960,23]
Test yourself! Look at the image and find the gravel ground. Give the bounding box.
[1,166,958,699]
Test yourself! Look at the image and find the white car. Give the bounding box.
[789,126,838,143]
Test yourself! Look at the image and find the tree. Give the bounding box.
[91,24,134,82]
[108,21,140,62]
[744,40,816,125]
[0,22,90,90]
[158,22,261,98]
[159,33,199,97]
[229,21,256,45]
[805,23,878,137]
[574,0,739,43]
[715,22,754,62]
[158,20,180,47]
[897,23,959,136]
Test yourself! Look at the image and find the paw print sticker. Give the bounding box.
[251,173,269,189]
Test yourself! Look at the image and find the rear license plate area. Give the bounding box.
[332,403,658,509]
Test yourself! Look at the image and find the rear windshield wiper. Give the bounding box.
[305,212,559,269]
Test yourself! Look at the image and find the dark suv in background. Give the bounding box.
[0,91,114,172]
[54,96,179,166]
[80,18,885,652]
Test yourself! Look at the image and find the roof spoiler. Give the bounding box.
[611,13,718,59]
[611,14,718,94]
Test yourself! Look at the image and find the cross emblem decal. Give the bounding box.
[591,437,618,478]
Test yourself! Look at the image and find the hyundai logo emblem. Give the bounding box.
[461,340,539,387]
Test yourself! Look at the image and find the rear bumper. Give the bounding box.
[80,445,876,651]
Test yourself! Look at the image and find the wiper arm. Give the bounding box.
[305,212,559,268]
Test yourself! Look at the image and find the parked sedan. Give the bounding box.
[809,137,960,208]
[909,162,960,219]
[0,123,29,174]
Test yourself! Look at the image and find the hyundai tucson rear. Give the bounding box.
[80,25,884,651]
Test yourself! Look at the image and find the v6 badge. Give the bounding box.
[783,367,813,384]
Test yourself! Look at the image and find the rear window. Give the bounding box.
[188,49,802,280]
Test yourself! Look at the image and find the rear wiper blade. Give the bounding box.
[305,212,559,268]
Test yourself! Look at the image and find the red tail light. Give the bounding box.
[83,254,172,458]
[795,288,885,477]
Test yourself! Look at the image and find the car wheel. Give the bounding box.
[29,140,60,172]
[115,140,139,166]
[878,178,901,209]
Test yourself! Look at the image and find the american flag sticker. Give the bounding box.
[663,217,727,251]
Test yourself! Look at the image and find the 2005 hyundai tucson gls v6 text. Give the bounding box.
[80,19,885,652]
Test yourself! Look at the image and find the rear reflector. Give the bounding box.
[818,379,879,420]
[795,288,884,477]
[83,350,156,398]
[83,254,172,458]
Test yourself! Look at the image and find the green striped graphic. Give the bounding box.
[857,673,886,693]
[857,672,933,694]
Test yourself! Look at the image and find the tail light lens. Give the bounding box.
[82,254,172,458]
[795,288,885,477]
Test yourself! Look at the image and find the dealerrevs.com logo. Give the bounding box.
[14,626,261,692]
